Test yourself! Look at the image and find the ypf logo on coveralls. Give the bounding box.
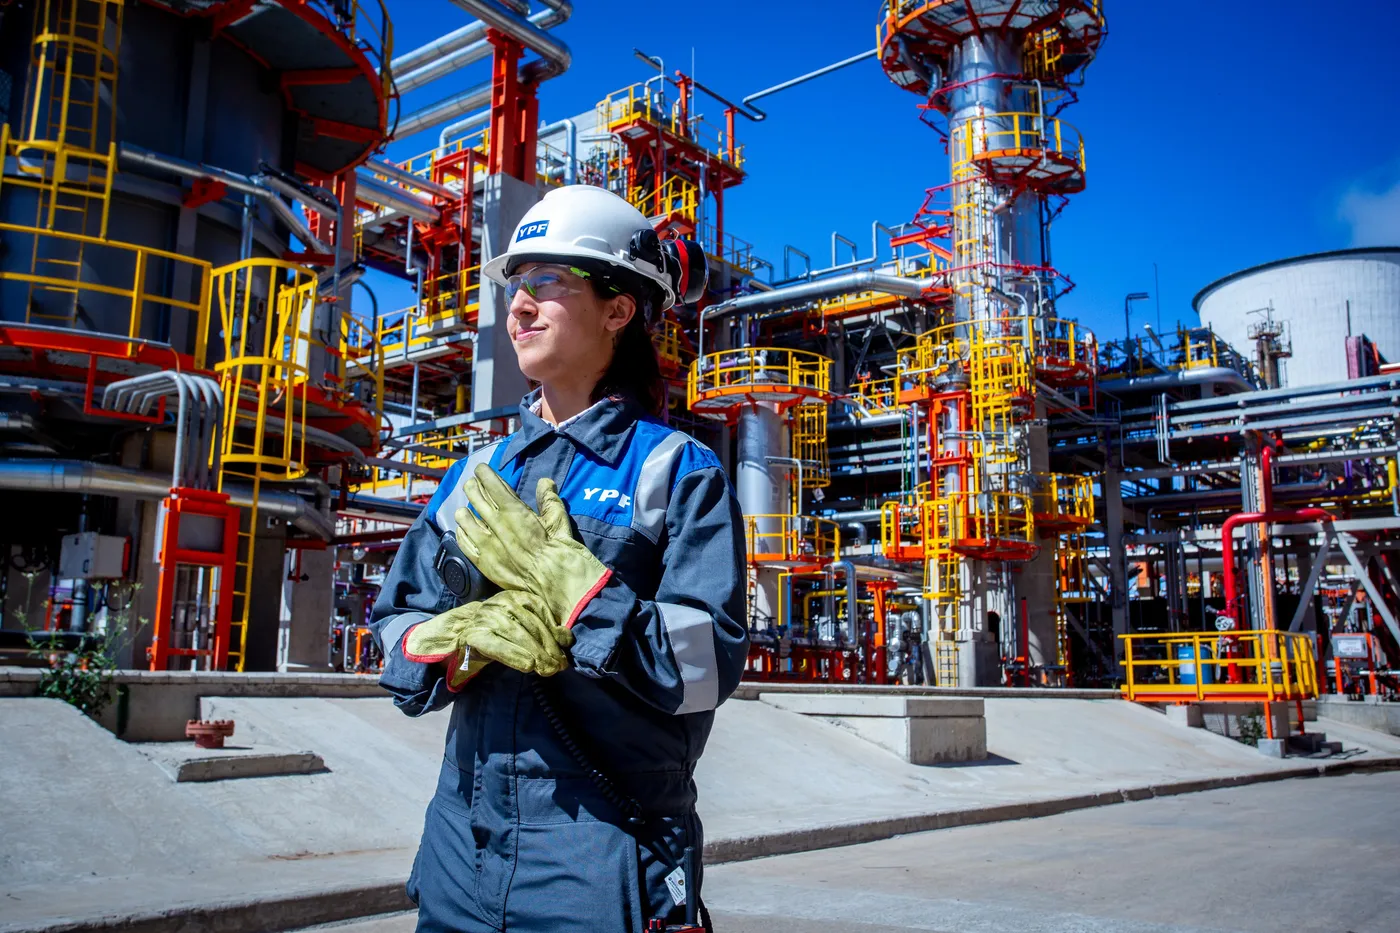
[583,487,631,509]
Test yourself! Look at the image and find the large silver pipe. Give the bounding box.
[741,49,878,120]
[450,0,571,79]
[833,560,859,644]
[353,171,441,223]
[829,410,908,431]
[118,143,331,254]
[341,491,425,523]
[438,108,492,154]
[366,158,457,200]
[395,7,558,93]
[390,0,553,76]
[538,116,577,184]
[697,271,929,359]
[0,460,333,540]
[1108,367,1255,394]
[396,79,493,141]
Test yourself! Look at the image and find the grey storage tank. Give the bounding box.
[1193,247,1400,388]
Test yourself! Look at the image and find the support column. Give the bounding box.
[242,517,288,672]
[471,173,537,411]
[280,548,335,670]
[1103,468,1128,673]
[736,403,789,628]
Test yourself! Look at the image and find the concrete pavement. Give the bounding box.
[5,687,1400,933]
[302,771,1400,933]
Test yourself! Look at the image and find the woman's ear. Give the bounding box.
[601,293,637,334]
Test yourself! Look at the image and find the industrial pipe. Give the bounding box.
[538,117,577,184]
[102,372,223,490]
[353,170,441,223]
[342,491,425,523]
[697,271,931,359]
[0,460,334,540]
[1110,367,1255,394]
[448,0,571,79]
[834,560,859,644]
[117,144,332,254]
[1220,508,1332,626]
[366,158,457,201]
[392,0,567,77]
[740,49,878,120]
[397,80,493,141]
[438,107,492,155]
[395,4,567,93]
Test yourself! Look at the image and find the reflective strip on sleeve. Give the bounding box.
[380,611,433,661]
[630,433,690,543]
[658,601,720,714]
[434,440,504,529]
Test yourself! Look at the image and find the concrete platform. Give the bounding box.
[4,686,1400,933]
[134,742,327,782]
[758,693,986,764]
[1318,694,1400,736]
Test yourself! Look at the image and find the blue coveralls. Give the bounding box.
[370,391,749,932]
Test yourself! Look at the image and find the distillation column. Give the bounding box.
[880,1,1105,683]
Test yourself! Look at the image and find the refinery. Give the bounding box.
[2,2,1400,932]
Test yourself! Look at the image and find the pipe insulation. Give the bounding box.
[0,460,334,540]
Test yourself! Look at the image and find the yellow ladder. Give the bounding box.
[3,0,123,326]
[213,260,315,670]
[790,403,831,491]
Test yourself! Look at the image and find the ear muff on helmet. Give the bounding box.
[660,237,708,306]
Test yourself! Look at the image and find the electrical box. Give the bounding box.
[59,532,129,580]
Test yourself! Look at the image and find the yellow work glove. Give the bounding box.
[455,464,612,630]
[402,590,575,690]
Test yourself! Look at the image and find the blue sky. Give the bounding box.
[376,0,1400,344]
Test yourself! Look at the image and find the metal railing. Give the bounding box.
[1032,473,1094,527]
[951,111,1086,178]
[653,317,686,371]
[1120,630,1320,703]
[689,347,833,409]
[360,266,481,362]
[0,221,213,365]
[950,489,1036,550]
[745,514,841,565]
[850,376,900,415]
[596,82,745,169]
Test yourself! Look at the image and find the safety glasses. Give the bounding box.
[505,264,590,302]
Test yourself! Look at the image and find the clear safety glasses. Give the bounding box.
[505,264,590,302]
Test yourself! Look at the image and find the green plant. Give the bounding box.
[1237,709,1264,747]
[24,578,147,720]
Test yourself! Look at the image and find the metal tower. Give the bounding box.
[878,1,1106,684]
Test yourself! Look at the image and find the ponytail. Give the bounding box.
[591,298,666,417]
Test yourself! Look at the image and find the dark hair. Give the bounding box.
[589,288,666,417]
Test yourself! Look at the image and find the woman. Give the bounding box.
[370,184,749,933]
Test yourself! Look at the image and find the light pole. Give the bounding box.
[1123,291,1150,342]
[1123,291,1149,371]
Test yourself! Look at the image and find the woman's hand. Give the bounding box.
[403,589,575,689]
[454,464,612,629]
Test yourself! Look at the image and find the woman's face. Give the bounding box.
[507,263,634,388]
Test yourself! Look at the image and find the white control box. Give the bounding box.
[58,532,129,580]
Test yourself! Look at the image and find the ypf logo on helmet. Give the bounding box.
[482,185,709,326]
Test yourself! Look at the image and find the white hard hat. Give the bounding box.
[482,184,676,311]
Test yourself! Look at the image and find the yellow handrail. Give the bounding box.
[1120,630,1319,703]
[0,220,213,365]
[688,347,833,408]
[745,514,841,565]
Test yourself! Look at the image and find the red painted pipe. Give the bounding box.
[1221,507,1331,625]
